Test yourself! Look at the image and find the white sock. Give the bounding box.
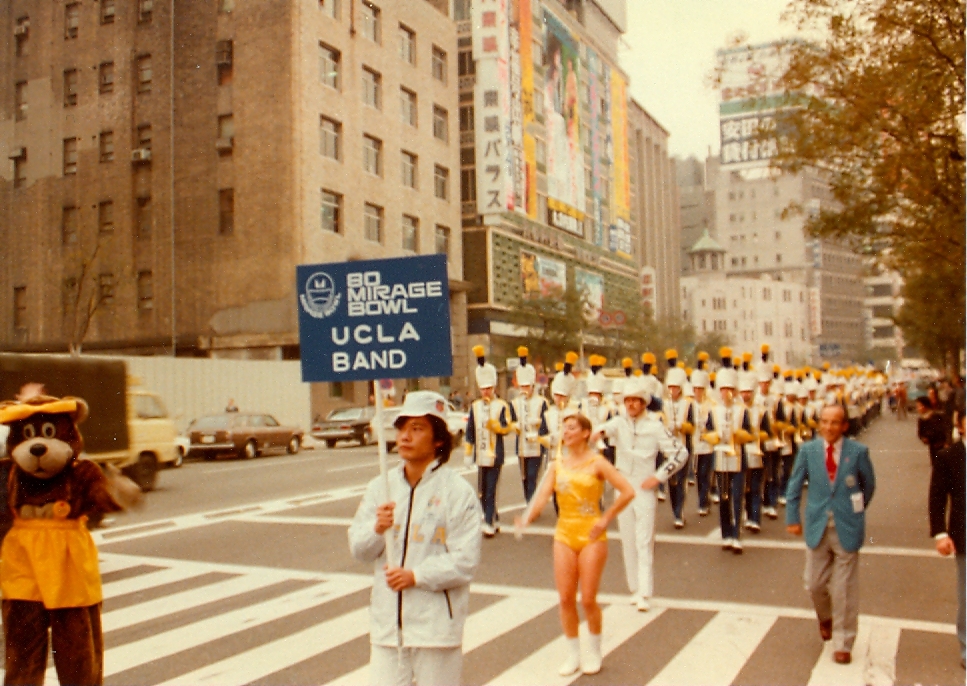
[558,636,581,675]
[567,636,581,659]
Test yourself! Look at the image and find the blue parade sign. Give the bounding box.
[297,255,453,383]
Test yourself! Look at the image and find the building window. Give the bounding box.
[402,215,418,252]
[360,2,380,43]
[534,89,544,116]
[364,203,383,243]
[536,139,547,165]
[401,151,418,189]
[764,321,773,336]
[320,116,341,160]
[784,321,794,338]
[137,123,152,151]
[319,44,340,89]
[65,3,80,38]
[63,138,78,175]
[432,46,447,83]
[782,289,791,302]
[459,105,474,132]
[329,381,344,398]
[62,206,79,245]
[64,69,78,107]
[216,40,233,85]
[137,271,154,311]
[101,0,116,23]
[363,135,382,176]
[320,0,338,18]
[217,114,234,154]
[321,189,341,233]
[15,82,27,120]
[399,24,415,65]
[99,131,114,162]
[98,201,114,234]
[434,224,450,256]
[219,189,234,234]
[460,168,476,202]
[137,55,152,93]
[460,147,474,166]
[138,0,152,23]
[99,62,115,93]
[13,154,26,189]
[362,67,381,109]
[762,288,771,300]
[432,106,448,142]
[15,16,29,57]
[220,0,234,12]
[434,165,449,200]
[136,196,152,240]
[98,273,115,305]
[458,50,474,76]
[400,88,417,127]
[13,287,27,329]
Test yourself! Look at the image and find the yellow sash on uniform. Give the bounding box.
[1,517,102,608]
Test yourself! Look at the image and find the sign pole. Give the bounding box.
[373,385,395,566]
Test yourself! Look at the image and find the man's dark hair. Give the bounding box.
[915,396,932,409]
[429,416,453,462]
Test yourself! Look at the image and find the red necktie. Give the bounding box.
[826,443,837,483]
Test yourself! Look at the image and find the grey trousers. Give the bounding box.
[804,525,859,652]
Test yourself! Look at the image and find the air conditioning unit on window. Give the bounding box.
[141,0,154,12]
[103,5,116,18]
[131,148,152,162]
[215,137,234,152]
[14,23,28,36]
[8,146,26,159]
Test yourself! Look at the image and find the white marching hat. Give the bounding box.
[690,369,709,388]
[622,376,651,402]
[738,373,756,393]
[551,371,576,397]
[717,368,738,390]
[515,364,536,387]
[586,374,609,395]
[665,366,688,388]
[472,344,497,389]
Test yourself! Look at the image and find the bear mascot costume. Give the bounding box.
[0,386,141,686]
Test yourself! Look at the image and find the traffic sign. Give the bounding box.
[296,255,453,383]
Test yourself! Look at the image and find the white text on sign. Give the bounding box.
[346,271,444,317]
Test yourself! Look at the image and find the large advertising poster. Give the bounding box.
[543,10,585,217]
[575,268,605,322]
[521,250,566,300]
[587,48,609,248]
[611,73,630,220]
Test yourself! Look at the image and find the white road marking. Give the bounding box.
[158,608,370,685]
[102,566,205,599]
[646,612,776,685]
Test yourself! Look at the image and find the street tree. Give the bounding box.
[768,0,965,366]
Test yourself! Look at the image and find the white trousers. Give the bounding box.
[616,485,656,598]
[370,645,463,686]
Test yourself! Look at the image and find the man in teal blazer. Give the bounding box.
[786,403,875,665]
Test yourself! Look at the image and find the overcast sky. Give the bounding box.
[620,0,791,160]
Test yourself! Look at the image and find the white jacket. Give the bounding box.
[348,460,482,648]
[599,414,688,483]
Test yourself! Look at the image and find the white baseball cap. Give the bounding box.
[393,391,448,427]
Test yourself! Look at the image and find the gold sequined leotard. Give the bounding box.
[553,453,606,552]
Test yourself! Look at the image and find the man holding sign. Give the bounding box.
[349,391,482,686]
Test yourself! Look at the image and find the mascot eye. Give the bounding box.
[22,425,36,439]
[41,423,57,438]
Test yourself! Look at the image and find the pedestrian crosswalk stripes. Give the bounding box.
[18,553,954,686]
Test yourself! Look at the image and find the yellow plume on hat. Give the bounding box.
[642,352,656,365]
[719,347,732,359]
[678,361,685,368]
[565,351,578,365]
[773,364,781,373]
[665,349,678,360]
[622,357,633,369]
[517,346,529,357]
[761,343,770,354]
[555,362,564,372]
[698,351,709,362]
[742,351,753,362]
[472,345,485,358]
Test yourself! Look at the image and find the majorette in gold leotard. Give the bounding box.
[553,453,606,552]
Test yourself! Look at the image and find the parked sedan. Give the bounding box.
[187,413,303,460]
[371,403,467,452]
[311,406,377,448]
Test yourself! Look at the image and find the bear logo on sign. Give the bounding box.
[300,271,341,319]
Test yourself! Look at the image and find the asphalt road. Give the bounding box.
[30,411,962,685]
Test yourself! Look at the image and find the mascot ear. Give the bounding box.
[65,397,89,425]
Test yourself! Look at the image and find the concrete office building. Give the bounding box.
[629,99,680,320]
[676,154,716,277]
[680,230,812,365]
[863,266,905,363]
[455,0,676,380]
[0,0,465,414]
[713,41,864,363]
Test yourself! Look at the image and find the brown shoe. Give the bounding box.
[833,651,851,664]
[818,618,832,641]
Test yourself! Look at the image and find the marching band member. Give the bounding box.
[777,379,803,504]
[691,361,717,515]
[579,355,617,464]
[540,352,579,461]
[739,372,770,534]
[756,355,782,522]
[663,365,695,529]
[512,347,547,504]
[614,357,635,413]
[642,352,667,501]
[593,377,688,611]
[465,346,514,537]
[708,351,752,553]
